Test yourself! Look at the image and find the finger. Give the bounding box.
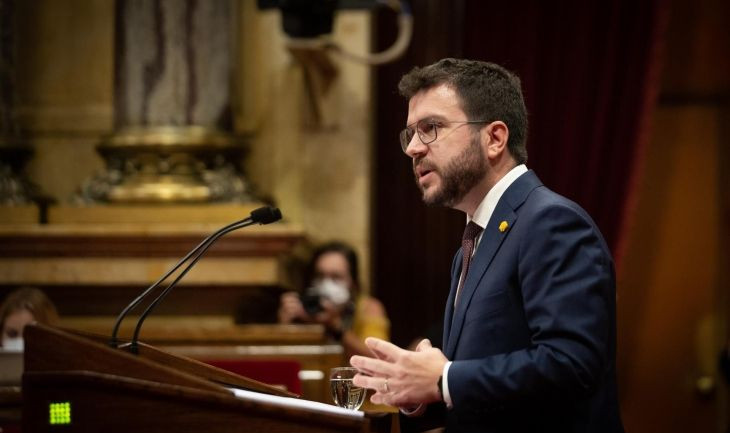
[415,338,432,352]
[289,298,305,309]
[369,343,387,360]
[314,311,330,323]
[350,361,379,377]
[283,299,301,308]
[286,304,306,319]
[352,355,396,377]
[379,393,395,407]
[364,337,405,362]
[352,373,388,392]
[320,299,336,311]
[282,299,305,314]
[370,392,385,405]
[350,355,397,378]
[281,292,299,301]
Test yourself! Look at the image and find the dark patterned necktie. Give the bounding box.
[455,221,483,306]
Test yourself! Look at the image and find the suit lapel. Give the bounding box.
[443,251,462,346]
[443,171,542,358]
[444,205,516,358]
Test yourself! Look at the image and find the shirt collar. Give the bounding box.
[468,164,528,228]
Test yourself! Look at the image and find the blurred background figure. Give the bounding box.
[278,241,389,358]
[0,287,59,352]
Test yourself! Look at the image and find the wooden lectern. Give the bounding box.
[22,324,384,432]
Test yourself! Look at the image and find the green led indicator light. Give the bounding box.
[49,401,71,425]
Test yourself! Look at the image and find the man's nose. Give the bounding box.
[405,135,428,158]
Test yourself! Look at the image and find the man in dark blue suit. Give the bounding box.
[351,58,624,432]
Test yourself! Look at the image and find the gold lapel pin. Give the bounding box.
[499,221,509,233]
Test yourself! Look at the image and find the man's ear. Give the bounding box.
[483,121,509,159]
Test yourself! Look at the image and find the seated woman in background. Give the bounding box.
[0,287,59,352]
[278,241,389,358]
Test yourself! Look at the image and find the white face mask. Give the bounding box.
[308,278,351,306]
[2,336,24,352]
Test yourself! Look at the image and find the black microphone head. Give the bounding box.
[250,206,282,224]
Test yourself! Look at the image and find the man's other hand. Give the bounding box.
[350,337,447,407]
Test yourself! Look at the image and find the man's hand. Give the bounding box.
[350,337,447,407]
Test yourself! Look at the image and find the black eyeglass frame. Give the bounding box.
[399,119,490,153]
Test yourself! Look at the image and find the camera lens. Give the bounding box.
[301,294,323,315]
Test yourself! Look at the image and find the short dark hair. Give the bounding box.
[305,241,360,290]
[398,58,528,164]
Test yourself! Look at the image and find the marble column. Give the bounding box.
[80,0,252,203]
[0,0,38,205]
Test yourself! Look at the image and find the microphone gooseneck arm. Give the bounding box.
[109,205,282,352]
[127,219,253,353]
[109,217,250,347]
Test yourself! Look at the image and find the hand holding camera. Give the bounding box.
[277,278,351,337]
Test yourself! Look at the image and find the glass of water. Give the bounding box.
[329,367,365,410]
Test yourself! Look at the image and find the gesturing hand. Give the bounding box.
[350,337,447,407]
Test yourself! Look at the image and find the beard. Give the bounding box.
[414,134,487,207]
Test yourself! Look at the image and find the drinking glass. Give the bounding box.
[329,367,365,410]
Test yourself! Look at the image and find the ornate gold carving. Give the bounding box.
[78,126,254,203]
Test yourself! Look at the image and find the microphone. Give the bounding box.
[250,206,282,224]
[109,206,283,350]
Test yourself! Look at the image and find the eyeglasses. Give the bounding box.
[399,119,489,153]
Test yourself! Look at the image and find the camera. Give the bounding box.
[300,294,324,315]
[257,0,382,38]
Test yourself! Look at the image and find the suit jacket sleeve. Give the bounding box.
[447,201,615,410]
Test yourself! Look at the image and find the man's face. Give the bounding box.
[404,84,487,208]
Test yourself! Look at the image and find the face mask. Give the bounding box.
[2,336,24,352]
[308,278,351,306]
